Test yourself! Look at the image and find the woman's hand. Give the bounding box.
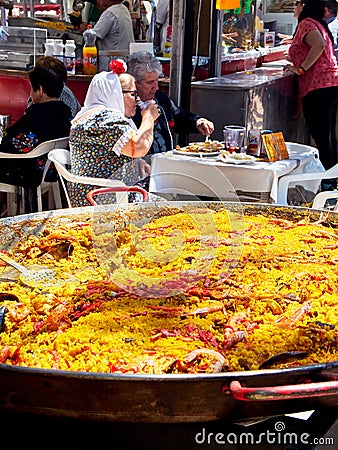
[141,101,160,122]
[129,101,161,158]
[283,64,299,75]
[277,33,293,45]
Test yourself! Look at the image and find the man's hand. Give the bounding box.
[80,22,89,33]
[138,158,151,177]
[196,118,215,137]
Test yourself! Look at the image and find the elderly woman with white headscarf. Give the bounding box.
[69,59,159,206]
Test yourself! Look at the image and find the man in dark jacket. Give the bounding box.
[127,51,214,156]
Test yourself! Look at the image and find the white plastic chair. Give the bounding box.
[277,163,338,207]
[285,141,320,157]
[48,149,129,206]
[311,191,338,210]
[0,137,69,216]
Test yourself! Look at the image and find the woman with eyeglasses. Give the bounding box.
[69,59,159,206]
[284,0,338,189]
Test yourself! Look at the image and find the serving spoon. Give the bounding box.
[0,252,58,288]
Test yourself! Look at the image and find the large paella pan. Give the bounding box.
[0,202,337,422]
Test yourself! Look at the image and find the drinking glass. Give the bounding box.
[244,51,258,75]
[223,125,245,153]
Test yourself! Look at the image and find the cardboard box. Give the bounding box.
[261,132,289,161]
[264,31,275,47]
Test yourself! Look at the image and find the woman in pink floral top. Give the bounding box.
[285,0,338,188]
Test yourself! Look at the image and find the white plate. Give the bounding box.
[173,149,221,157]
[218,154,257,165]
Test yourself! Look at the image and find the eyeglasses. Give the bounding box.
[122,90,139,98]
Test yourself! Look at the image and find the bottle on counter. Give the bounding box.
[247,129,261,156]
[53,39,65,63]
[44,39,55,57]
[82,25,97,75]
[64,40,76,75]
[254,16,260,48]
[75,53,83,74]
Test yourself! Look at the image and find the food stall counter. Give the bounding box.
[190,66,309,145]
[199,67,286,90]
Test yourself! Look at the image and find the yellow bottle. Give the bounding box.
[163,42,172,58]
[82,25,97,75]
[254,16,261,47]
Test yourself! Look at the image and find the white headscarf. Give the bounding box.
[72,71,125,123]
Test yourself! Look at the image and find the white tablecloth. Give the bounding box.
[149,143,325,203]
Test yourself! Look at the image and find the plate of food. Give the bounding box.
[218,150,257,164]
[173,140,224,157]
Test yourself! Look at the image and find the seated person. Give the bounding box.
[127,51,214,160]
[0,66,71,213]
[29,56,81,119]
[69,59,159,206]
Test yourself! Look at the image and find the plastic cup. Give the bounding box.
[244,52,258,75]
[223,125,245,153]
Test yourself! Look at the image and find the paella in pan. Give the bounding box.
[0,203,337,375]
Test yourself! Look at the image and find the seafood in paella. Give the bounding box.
[0,206,337,374]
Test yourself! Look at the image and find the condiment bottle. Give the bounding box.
[82,25,97,75]
[53,39,65,63]
[247,129,261,156]
[64,40,76,75]
[44,38,55,57]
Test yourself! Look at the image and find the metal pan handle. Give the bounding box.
[224,379,338,401]
[87,186,149,205]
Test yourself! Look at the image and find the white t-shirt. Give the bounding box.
[328,17,338,47]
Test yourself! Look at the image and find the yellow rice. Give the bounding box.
[0,208,337,374]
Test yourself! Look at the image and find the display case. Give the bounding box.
[220,1,296,55]
[0,26,47,70]
[263,0,295,14]
[262,0,297,35]
[190,67,309,145]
